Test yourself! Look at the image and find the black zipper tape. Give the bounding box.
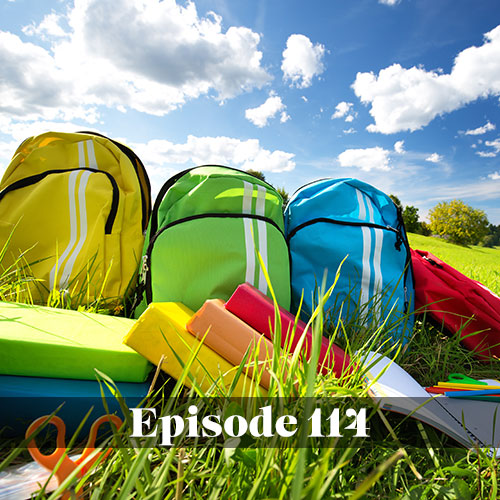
[0,167,119,234]
[287,217,403,242]
[144,212,285,304]
[149,165,281,241]
[287,216,414,314]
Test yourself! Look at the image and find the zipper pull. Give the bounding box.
[139,255,149,284]
[403,286,409,312]
[393,227,403,251]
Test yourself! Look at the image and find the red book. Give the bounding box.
[225,283,351,377]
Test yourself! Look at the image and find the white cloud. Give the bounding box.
[343,127,356,134]
[301,96,308,102]
[282,34,325,88]
[130,135,295,175]
[394,140,405,154]
[352,25,500,134]
[463,121,496,135]
[477,151,497,158]
[485,137,500,153]
[332,101,357,122]
[22,12,68,39]
[379,0,401,5]
[280,111,291,123]
[425,153,442,163]
[337,146,391,171]
[245,93,289,127]
[1,119,93,142]
[477,137,500,157]
[1,0,271,123]
[332,101,352,119]
[488,171,500,180]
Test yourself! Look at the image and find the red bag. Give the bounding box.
[412,249,500,360]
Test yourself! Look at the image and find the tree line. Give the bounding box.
[390,195,497,247]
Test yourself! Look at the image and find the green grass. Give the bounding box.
[408,233,500,295]
[1,236,499,499]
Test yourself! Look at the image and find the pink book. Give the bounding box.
[225,283,351,377]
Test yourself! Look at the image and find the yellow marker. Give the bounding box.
[437,382,500,390]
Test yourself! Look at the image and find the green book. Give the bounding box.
[0,301,151,382]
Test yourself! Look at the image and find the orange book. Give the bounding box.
[187,299,274,389]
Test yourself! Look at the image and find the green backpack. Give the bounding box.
[133,165,290,317]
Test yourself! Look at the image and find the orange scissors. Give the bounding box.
[26,414,122,499]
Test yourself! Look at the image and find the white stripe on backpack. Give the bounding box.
[357,190,371,308]
[256,184,268,294]
[359,191,384,323]
[59,170,91,289]
[49,169,79,290]
[50,141,97,291]
[242,181,255,286]
[241,181,268,293]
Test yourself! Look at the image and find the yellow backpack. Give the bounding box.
[0,131,151,308]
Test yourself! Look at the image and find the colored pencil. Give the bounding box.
[444,389,500,398]
[443,394,500,403]
[437,382,500,390]
[426,387,471,395]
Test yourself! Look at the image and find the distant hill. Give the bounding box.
[408,233,500,295]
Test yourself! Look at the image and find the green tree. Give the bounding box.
[277,186,290,208]
[246,170,289,210]
[246,169,266,182]
[402,205,420,233]
[480,223,500,247]
[389,194,403,212]
[429,199,489,246]
[418,221,432,236]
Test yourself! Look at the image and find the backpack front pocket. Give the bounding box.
[145,215,290,312]
[0,168,119,302]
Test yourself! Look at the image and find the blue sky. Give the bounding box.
[1,0,500,223]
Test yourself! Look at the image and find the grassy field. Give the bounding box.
[408,233,500,295]
[1,235,499,499]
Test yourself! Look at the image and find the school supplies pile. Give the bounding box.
[124,281,352,395]
[412,249,500,360]
[0,131,151,306]
[362,352,500,455]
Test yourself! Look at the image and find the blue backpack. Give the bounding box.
[284,178,414,346]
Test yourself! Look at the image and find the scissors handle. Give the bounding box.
[76,414,123,473]
[26,415,77,486]
[447,373,487,385]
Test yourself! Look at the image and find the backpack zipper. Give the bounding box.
[0,168,119,234]
[287,217,413,313]
[141,212,286,304]
[148,165,281,239]
[287,217,404,245]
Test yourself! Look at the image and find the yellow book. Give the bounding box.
[123,302,266,397]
